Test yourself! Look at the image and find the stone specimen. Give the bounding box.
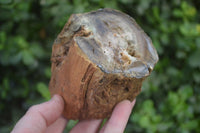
[49,9,159,120]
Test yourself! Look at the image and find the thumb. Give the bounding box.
[11,95,65,133]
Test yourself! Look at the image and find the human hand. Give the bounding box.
[11,95,135,133]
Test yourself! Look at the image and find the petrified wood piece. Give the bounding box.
[49,9,159,120]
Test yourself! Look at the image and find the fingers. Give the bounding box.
[45,116,68,133]
[11,95,66,133]
[100,99,136,133]
[69,119,102,133]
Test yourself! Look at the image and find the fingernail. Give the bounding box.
[131,99,136,106]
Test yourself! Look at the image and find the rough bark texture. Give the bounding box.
[49,9,158,120]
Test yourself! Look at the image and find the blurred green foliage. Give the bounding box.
[0,0,199,132]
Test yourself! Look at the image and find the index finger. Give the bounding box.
[100,99,136,133]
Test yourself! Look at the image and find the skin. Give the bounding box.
[11,95,136,133]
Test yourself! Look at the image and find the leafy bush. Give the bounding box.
[0,0,199,132]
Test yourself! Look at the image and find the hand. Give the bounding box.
[11,95,136,133]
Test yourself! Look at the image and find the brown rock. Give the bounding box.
[49,9,158,120]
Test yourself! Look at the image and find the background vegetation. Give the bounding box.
[0,0,199,132]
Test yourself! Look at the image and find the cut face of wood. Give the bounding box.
[71,9,158,78]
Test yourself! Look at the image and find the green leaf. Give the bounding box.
[179,85,193,100]
[119,0,133,4]
[45,67,51,78]
[181,120,198,130]
[1,91,7,99]
[173,9,183,17]
[136,0,152,15]
[168,91,179,106]
[10,52,22,64]
[0,31,6,44]
[181,1,197,18]
[188,49,200,67]
[37,82,51,100]
[166,67,180,77]
[152,6,160,21]
[193,72,200,83]
[139,115,150,128]
[66,120,79,132]
[176,50,186,59]
[22,50,36,66]
[0,0,12,4]
[0,44,4,50]
[16,37,28,49]
[143,100,154,110]
[30,44,45,58]
[90,0,101,3]
[157,122,173,132]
